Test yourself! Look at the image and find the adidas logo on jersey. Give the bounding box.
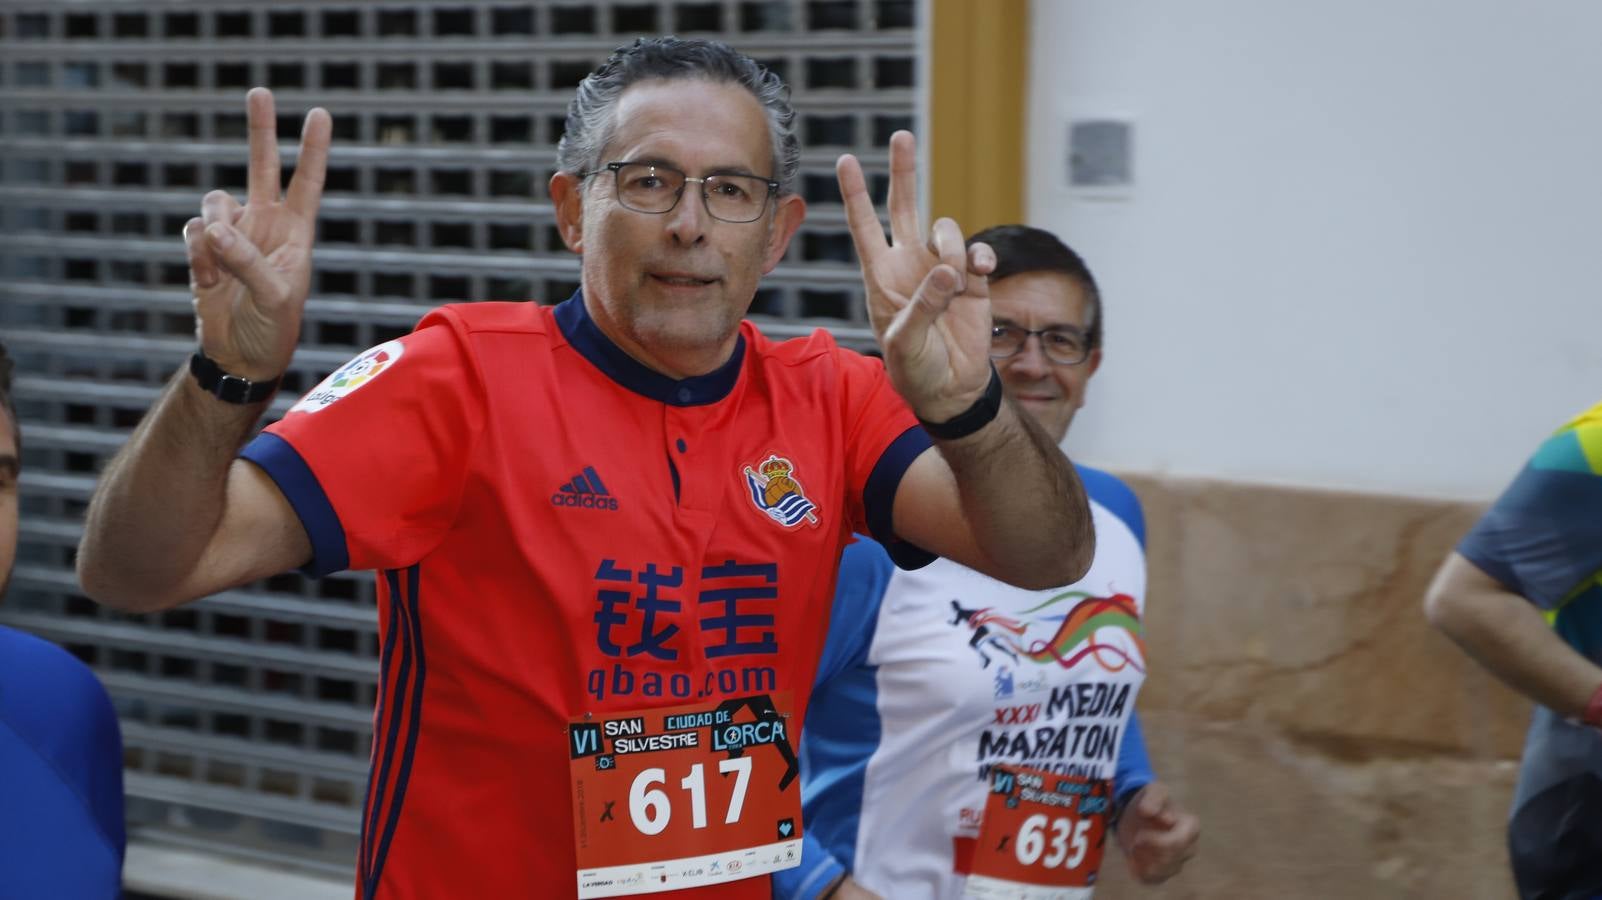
[552,466,619,510]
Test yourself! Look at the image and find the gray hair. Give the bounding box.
[556,37,800,194]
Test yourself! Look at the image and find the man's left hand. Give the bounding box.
[1115,781,1200,884]
[836,131,996,424]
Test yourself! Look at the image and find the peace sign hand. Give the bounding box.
[837,131,997,423]
[182,88,331,383]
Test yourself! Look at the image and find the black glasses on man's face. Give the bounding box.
[989,324,1092,366]
[581,161,780,223]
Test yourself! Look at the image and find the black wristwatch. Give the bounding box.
[189,349,282,404]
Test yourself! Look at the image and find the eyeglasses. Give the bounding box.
[989,325,1093,366]
[581,161,781,224]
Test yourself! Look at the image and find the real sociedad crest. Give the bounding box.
[742,454,819,528]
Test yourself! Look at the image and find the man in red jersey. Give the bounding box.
[77,38,1094,899]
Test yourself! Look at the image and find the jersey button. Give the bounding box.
[676,438,687,453]
[676,387,693,403]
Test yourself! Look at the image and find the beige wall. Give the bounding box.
[1095,474,1530,898]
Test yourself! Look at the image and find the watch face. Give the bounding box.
[217,374,253,404]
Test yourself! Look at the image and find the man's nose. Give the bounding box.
[1006,333,1052,376]
[664,183,709,245]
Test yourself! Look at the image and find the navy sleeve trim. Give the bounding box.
[862,425,936,570]
[240,432,350,577]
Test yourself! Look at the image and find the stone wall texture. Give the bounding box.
[1093,473,1529,899]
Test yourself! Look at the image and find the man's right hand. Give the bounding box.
[183,87,331,383]
[1115,781,1200,883]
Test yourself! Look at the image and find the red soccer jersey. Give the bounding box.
[242,293,931,899]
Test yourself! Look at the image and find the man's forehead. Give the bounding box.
[991,273,1092,327]
[606,79,771,171]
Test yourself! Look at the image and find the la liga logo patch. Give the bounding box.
[289,340,405,414]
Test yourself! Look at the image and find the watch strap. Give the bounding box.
[917,365,1003,441]
[189,349,281,404]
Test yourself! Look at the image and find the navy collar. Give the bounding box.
[553,289,745,407]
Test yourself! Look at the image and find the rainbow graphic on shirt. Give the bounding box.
[1016,591,1146,673]
[950,589,1145,674]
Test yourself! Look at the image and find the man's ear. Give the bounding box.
[550,171,585,253]
[760,194,807,273]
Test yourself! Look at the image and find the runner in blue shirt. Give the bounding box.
[0,341,126,898]
[1426,399,1602,898]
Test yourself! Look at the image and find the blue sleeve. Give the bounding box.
[1076,467,1153,806]
[1076,465,1145,549]
[1114,712,1154,809]
[774,832,846,899]
[774,539,894,899]
[810,538,893,685]
[1458,426,1602,610]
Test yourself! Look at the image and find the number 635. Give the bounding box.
[1015,814,1091,869]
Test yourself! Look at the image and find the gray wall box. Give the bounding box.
[1069,119,1133,188]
